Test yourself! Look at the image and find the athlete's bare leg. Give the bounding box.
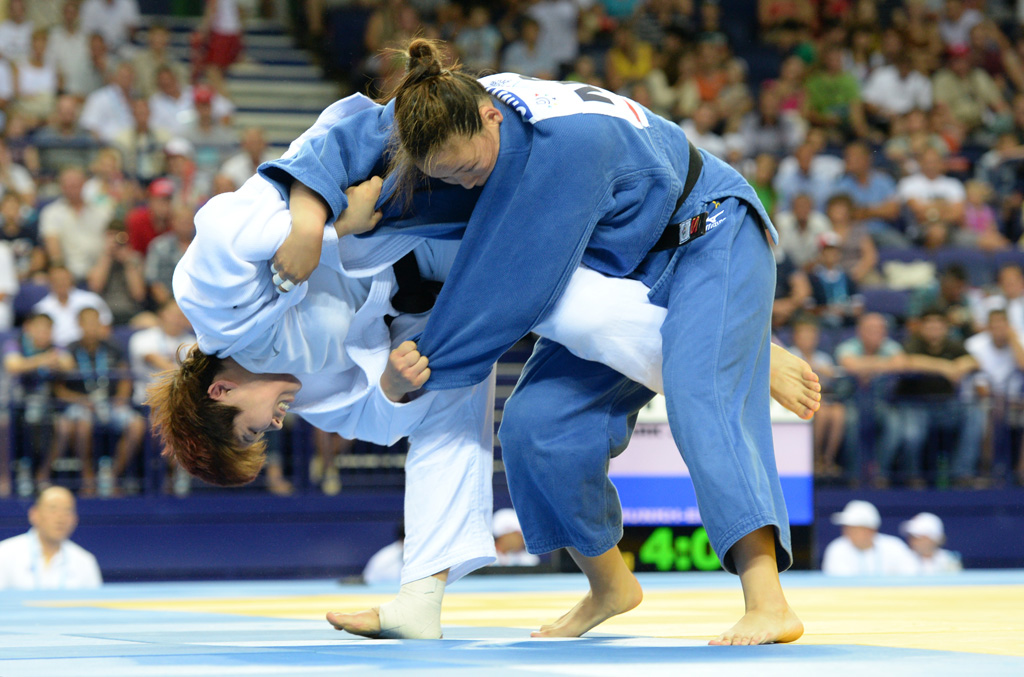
[530,546,643,638]
[709,526,803,646]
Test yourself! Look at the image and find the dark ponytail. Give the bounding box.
[380,38,491,206]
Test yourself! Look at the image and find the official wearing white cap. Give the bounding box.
[900,513,962,574]
[821,500,917,576]
[492,509,540,567]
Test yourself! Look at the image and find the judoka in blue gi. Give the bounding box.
[364,40,805,645]
[183,76,819,641]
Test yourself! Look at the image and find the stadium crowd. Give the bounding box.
[3,0,1024,500]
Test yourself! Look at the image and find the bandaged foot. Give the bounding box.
[769,344,821,420]
[326,576,445,639]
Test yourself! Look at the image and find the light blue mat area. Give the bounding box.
[2,572,1023,677]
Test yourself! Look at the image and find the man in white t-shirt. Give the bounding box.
[39,168,114,281]
[80,0,140,53]
[900,512,962,574]
[821,500,917,576]
[897,147,966,233]
[128,300,194,406]
[0,486,102,590]
[966,307,1024,395]
[862,54,933,123]
[79,61,135,143]
[33,266,113,348]
[0,0,33,62]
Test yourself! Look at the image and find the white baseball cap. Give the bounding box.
[492,508,523,539]
[900,512,945,543]
[830,500,881,529]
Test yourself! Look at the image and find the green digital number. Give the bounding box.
[637,527,721,572]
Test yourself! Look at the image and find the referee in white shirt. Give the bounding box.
[0,486,102,590]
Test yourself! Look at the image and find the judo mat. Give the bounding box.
[2,570,1023,676]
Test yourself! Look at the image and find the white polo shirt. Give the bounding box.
[33,289,113,348]
[897,173,966,205]
[821,533,918,576]
[965,329,1024,394]
[0,529,102,590]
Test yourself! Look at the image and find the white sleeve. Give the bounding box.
[534,266,665,393]
[0,243,18,296]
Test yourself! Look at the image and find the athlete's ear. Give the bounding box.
[208,380,237,401]
[480,103,503,126]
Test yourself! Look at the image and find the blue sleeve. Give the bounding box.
[415,116,679,390]
[258,103,394,223]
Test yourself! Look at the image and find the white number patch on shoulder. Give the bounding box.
[481,73,649,129]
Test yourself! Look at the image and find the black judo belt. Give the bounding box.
[390,251,444,315]
[650,141,708,252]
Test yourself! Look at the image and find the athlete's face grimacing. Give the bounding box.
[208,373,301,445]
[421,103,503,189]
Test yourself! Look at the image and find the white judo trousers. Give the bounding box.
[173,93,670,587]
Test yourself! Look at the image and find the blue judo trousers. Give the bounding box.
[500,195,790,574]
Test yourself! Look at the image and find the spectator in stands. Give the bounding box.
[679,102,727,160]
[128,299,194,409]
[163,138,202,207]
[809,233,862,329]
[0,193,44,283]
[39,168,114,282]
[789,315,846,479]
[0,486,102,590]
[529,0,582,73]
[836,313,904,480]
[50,307,145,496]
[0,240,16,331]
[134,25,188,99]
[195,0,245,79]
[716,60,754,132]
[961,179,1009,251]
[34,265,113,348]
[975,264,1024,335]
[455,6,501,74]
[897,147,966,243]
[2,313,75,488]
[976,132,1024,208]
[362,523,405,584]
[145,202,195,307]
[182,85,238,189]
[83,147,130,210]
[33,96,96,174]
[0,53,12,116]
[116,98,171,183]
[0,138,35,204]
[604,23,654,91]
[968,19,1019,92]
[803,44,872,142]
[758,0,815,47]
[738,87,804,159]
[832,140,906,249]
[825,194,878,286]
[220,127,276,190]
[14,28,58,125]
[767,54,807,115]
[884,308,982,488]
[821,500,917,575]
[900,512,962,574]
[492,508,540,567]
[774,141,836,212]
[938,0,982,51]
[965,308,1024,485]
[775,193,832,270]
[884,109,950,177]
[501,17,558,80]
[694,34,729,105]
[126,177,174,256]
[862,56,932,129]
[87,221,148,328]
[747,153,779,217]
[80,61,136,144]
[772,248,812,330]
[910,264,976,341]
[0,0,33,63]
[932,45,1010,136]
[149,65,191,136]
[46,0,92,98]
[80,0,140,54]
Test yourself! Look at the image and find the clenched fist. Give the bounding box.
[381,341,431,402]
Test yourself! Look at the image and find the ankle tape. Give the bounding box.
[378,576,445,639]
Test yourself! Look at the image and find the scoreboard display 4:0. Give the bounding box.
[621,526,721,572]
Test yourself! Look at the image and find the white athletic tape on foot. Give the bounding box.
[377,576,445,639]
